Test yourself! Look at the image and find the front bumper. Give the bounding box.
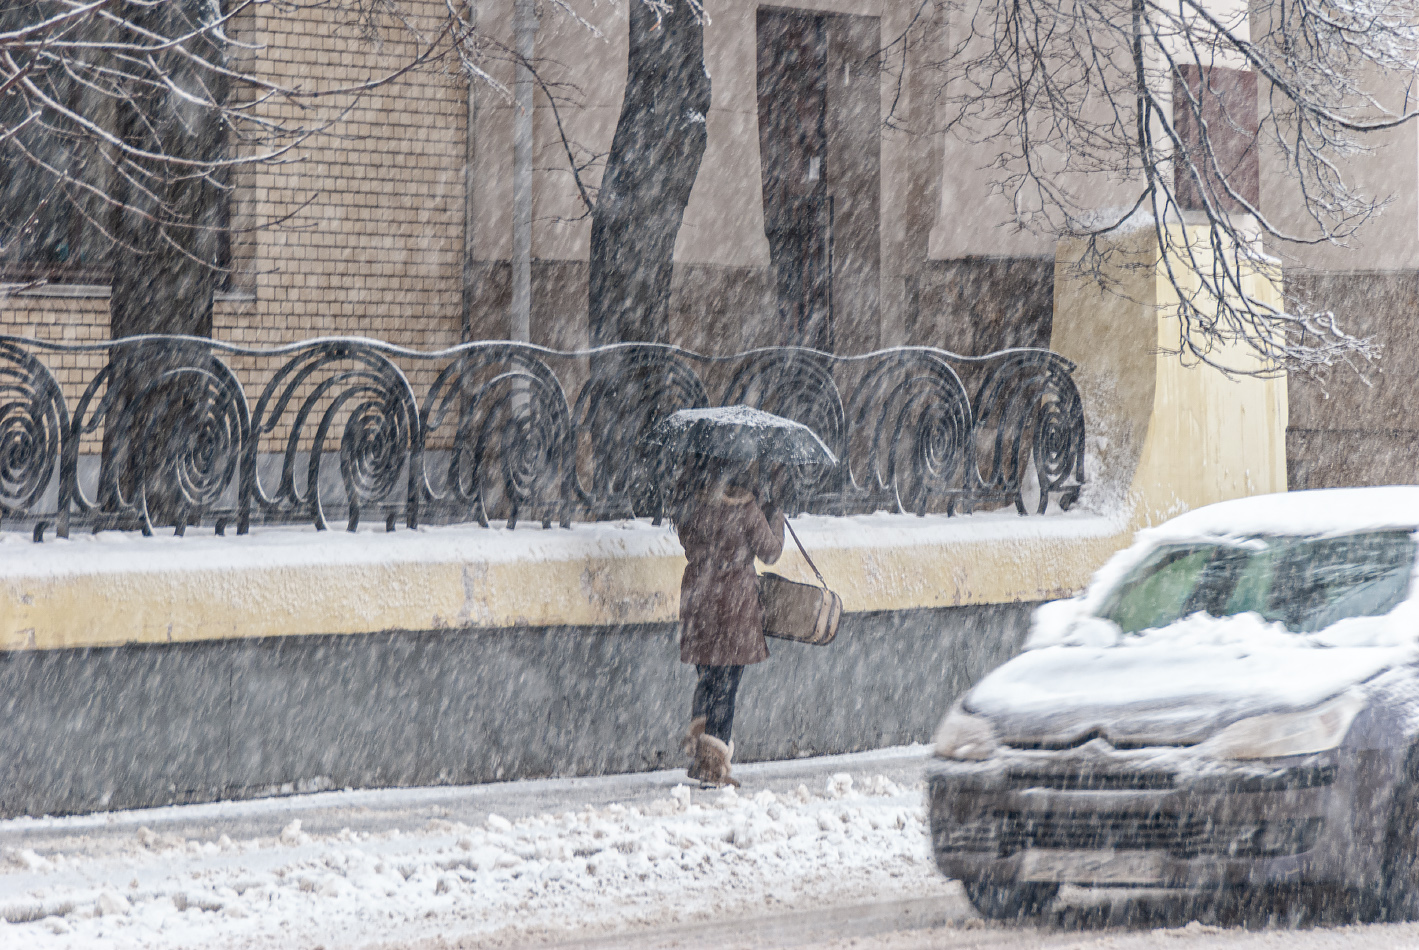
[927,750,1390,889]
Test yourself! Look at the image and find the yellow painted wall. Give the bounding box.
[1053,221,1288,529]
[0,520,1129,651]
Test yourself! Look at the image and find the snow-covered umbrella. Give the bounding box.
[644,405,837,468]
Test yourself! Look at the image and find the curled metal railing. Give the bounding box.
[0,335,1085,539]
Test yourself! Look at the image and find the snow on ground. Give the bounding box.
[11,748,1419,950]
[0,768,948,950]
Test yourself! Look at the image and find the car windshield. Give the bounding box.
[1099,531,1417,634]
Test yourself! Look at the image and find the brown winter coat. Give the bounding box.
[676,488,786,666]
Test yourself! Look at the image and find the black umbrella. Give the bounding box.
[644,405,838,468]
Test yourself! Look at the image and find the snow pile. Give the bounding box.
[0,507,1117,580]
[0,515,688,577]
[1030,600,1419,653]
[0,774,942,950]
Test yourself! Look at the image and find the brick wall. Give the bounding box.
[2,1,469,454]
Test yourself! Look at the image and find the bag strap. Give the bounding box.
[783,518,829,590]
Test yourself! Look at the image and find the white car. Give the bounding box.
[928,487,1419,920]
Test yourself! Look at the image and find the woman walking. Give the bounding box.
[674,460,786,786]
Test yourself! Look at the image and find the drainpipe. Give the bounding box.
[511,0,538,344]
[462,1,478,342]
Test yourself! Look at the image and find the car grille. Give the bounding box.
[1006,733,1201,751]
[936,812,1321,858]
[1003,812,1192,852]
[1005,769,1176,791]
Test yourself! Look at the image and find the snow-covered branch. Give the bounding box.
[899,0,1419,375]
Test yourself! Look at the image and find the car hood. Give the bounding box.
[964,643,1411,747]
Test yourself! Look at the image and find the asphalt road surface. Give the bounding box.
[493,890,1419,950]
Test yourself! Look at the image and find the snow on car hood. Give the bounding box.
[969,489,1419,746]
[965,612,1416,746]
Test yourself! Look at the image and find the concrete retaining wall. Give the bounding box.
[0,603,1033,817]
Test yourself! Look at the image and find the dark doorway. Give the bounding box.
[757,8,880,352]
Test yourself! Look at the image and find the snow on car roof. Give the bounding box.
[1148,486,1419,542]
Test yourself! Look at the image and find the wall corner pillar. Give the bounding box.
[1050,221,1289,529]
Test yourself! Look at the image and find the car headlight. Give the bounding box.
[933,704,999,761]
[1204,691,1366,760]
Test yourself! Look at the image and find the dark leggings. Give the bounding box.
[692,665,745,743]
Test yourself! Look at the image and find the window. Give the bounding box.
[1172,65,1260,214]
[0,2,112,282]
[0,2,232,286]
[1100,532,1417,634]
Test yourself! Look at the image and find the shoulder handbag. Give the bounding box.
[759,519,843,645]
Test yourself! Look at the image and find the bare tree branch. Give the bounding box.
[889,0,1418,374]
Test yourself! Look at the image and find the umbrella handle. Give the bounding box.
[784,519,829,590]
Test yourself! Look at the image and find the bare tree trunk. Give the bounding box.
[105,0,230,524]
[588,0,711,345]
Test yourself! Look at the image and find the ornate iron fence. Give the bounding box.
[0,336,1086,540]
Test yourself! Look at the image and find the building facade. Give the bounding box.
[0,0,1059,368]
[2,0,1415,487]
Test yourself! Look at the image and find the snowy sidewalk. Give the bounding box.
[0,746,952,949]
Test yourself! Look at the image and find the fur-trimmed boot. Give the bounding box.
[683,716,741,787]
[695,733,740,787]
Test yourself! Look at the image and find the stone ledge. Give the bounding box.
[0,510,1125,651]
[0,283,255,301]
